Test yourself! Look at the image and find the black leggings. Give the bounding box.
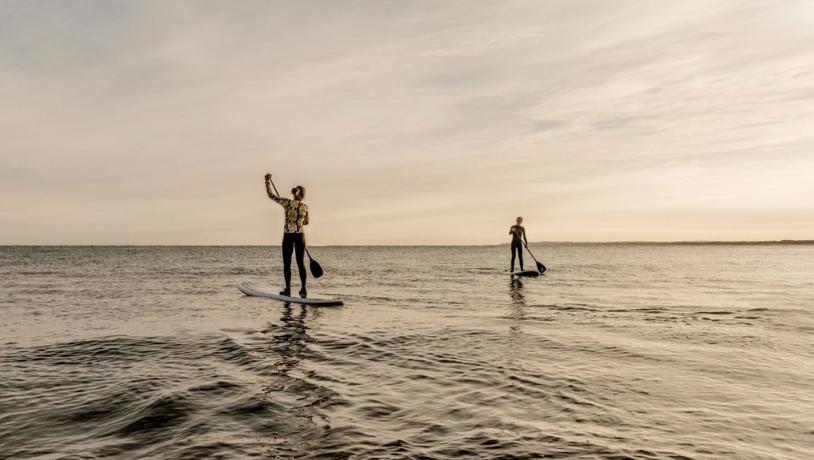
[511,241,524,271]
[282,233,306,289]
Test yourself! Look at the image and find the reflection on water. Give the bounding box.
[266,303,309,371]
[509,278,526,308]
[508,277,527,321]
[507,277,528,352]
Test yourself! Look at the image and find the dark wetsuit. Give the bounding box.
[510,225,526,271]
[282,233,306,289]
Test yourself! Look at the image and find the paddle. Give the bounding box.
[304,248,324,278]
[522,241,547,274]
[268,175,325,279]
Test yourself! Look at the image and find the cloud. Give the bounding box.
[1,0,813,244]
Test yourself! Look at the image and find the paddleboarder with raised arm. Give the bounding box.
[265,173,309,298]
[509,216,528,272]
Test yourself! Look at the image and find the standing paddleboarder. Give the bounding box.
[509,216,528,272]
[265,173,309,298]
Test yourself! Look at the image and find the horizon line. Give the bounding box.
[2,239,813,247]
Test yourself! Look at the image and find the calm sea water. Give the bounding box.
[1,245,812,459]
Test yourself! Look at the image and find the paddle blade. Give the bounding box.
[537,262,547,274]
[309,258,324,278]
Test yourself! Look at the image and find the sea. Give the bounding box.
[1,244,812,459]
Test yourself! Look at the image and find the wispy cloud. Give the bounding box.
[1,0,812,244]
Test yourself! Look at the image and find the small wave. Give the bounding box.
[0,330,335,459]
[527,304,599,312]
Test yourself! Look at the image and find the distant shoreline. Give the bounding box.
[524,239,814,246]
[2,240,813,247]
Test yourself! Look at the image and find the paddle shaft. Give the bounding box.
[267,177,281,197]
[522,241,541,265]
[522,240,547,273]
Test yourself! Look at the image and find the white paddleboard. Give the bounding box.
[509,270,540,277]
[239,282,344,306]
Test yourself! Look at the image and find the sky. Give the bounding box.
[1,0,813,245]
